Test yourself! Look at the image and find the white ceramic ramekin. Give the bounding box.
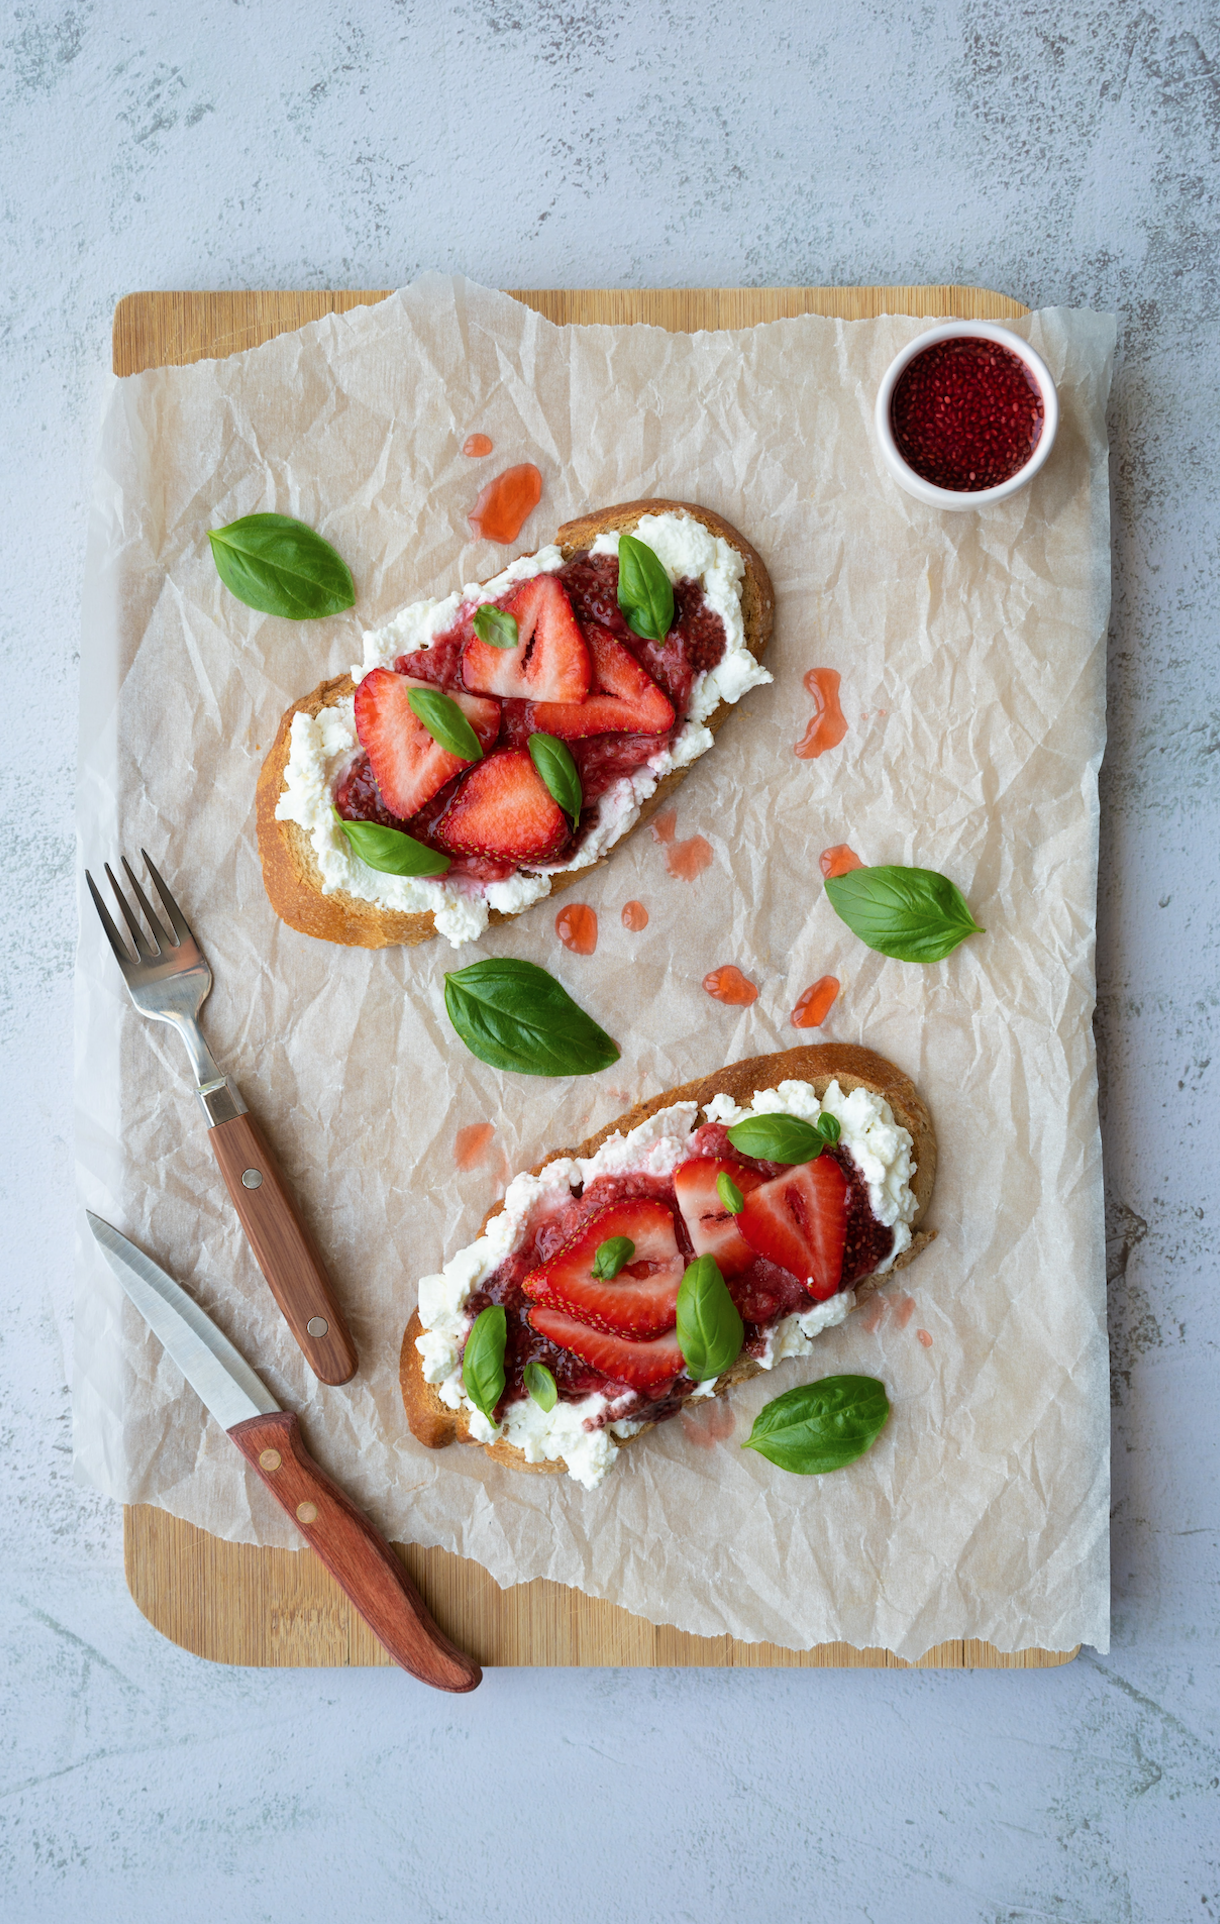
[874,320,1059,511]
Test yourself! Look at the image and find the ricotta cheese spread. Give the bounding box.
[413,1079,917,1489]
[275,511,772,948]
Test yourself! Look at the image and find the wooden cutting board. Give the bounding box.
[115,282,1075,1672]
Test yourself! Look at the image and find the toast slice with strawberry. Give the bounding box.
[256,500,773,950]
[399,1044,937,1485]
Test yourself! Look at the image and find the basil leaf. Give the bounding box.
[462,1305,506,1422]
[443,958,620,1077]
[676,1255,744,1381]
[742,1375,890,1475]
[616,534,675,642]
[816,1113,841,1148]
[407,687,483,763]
[825,864,984,963]
[332,808,450,877]
[727,1113,823,1163]
[592,1236,634,1280]
[715,1171,744,1214]
[524,1361,557,1411]
[473,604,519,650]
[528,732,583,823]
[208,513,355,620]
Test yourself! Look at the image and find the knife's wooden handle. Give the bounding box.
[229,1411,481,1693]
[208,1112,358,1386]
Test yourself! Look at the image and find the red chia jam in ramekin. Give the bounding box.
[890,337,1045,492]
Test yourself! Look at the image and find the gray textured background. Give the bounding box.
[2,3,1217,1919]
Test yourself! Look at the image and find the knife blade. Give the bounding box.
[87,1213,480,1694]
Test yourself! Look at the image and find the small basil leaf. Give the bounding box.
[815,1113,841,1148]
[208,513,355,620]
[824,864,984,963]
[592,1236,634,1280]
[676,1254,744,1382]
[462,1305,507,1422]
[406,687,483,763]
[616,533,675,643]
[332,808,450,877]
[528,732,583,824]
[726,1113,823,1164]
[715,1171,744,1214]
[742,1375,890,1475]
[524,1361,558,1411]
[443,958,620,1077]
[473,604,519,650]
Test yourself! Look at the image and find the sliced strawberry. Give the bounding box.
[433,747,569,862]
[672,1158,765,1278]
[462,575,591,703]
[736,1155,849,1301]
[521,1199,684,1340]
[530,626,675,739]
[527,1307,685,1390]
[353,668,499,820]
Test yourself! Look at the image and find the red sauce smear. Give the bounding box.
[791,975,839,1029]
[462,433,493,457]
[703,965,758,1007]
[681,1397,737,1449]
[651,807,713,880]
[890,337,1045,492]
[820,843,863,879]
[468,463,542,543]
[555,903,597,955]
[795,668,847,759]
[454,1122,495,1170]
[621,900,649,931]
[917,1328,934,1348]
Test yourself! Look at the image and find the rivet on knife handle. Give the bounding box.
[229,1410,481,1693]
[208,1112,358,1385]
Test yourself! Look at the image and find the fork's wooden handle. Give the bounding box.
[228,1411,480,1692]
[208,1112,358,1385]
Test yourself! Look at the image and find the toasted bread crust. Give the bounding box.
[399,1044,937,1477]
[256,501,774,947]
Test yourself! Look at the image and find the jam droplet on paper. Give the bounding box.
[860,1295,887,1335]
[890,337,1044,492]
[703,965,758,1007]
[555,902,598,955]
[454,1122,495,1169]
[916,1328,934,1348]
[462,433,493,457]
[681,1398,737,1448]
[651,807,713,880]
[795,668,848,760]
[791,975,839,1029]
[819,843,863,879]
[468,463,543,544]
[894,1295,916,1329]
[621,900,649,931]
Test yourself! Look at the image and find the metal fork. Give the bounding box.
[86,852,358,1386]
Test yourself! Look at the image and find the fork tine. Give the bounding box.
[105,863,157,959]
[85,869,136,972]
[140,849,194,947]
[119,858,173,953]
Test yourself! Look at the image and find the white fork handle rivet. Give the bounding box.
[240,1168,263,1189]
[306,1316,329,1338]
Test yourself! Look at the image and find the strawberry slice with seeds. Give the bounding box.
[736,1154,848,1301]
[673,1158,765,1278]
[462,575,591,704]
[354,668,499,820]
[530,626,675,739]
[433,746,569,861]
[527,1306,685,1390]
[522,1199,684,1340]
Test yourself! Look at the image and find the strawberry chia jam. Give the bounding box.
[334,552,726,880]
[462,1122,894,1429]
[890,336,1045,492]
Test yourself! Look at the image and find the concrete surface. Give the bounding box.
[1,3,1217,1919]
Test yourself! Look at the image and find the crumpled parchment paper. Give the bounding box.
[73,275,1114,1658]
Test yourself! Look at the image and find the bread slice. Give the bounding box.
[256,500,774,948]
[399,1043,936,1478]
